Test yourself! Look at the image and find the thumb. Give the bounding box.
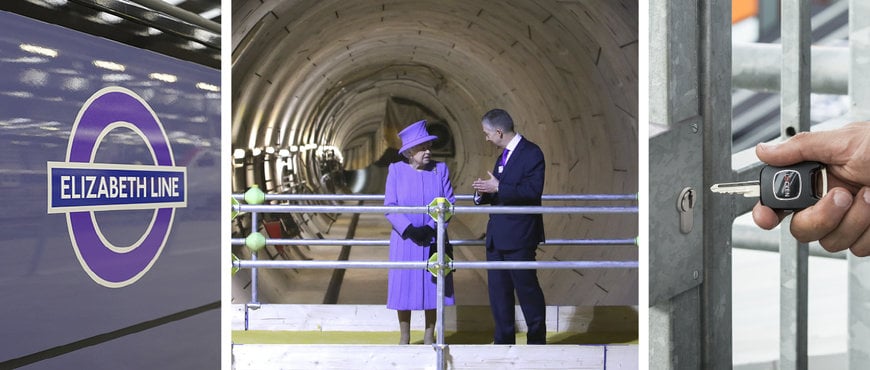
[486,171,494,179]
[756,131,840,166]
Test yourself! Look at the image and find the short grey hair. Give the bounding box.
[481,108,514,133]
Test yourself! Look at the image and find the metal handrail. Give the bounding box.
[235,260,640,270]
[232,193,638,202]
[235,204,638,214]
[232,195,638,370]
[230,238,638,246]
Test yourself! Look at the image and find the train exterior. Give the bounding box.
[0,7,220,370]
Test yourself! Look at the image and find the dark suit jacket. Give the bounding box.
[474,136,545,251]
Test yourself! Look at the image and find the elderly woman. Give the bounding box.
[384,120,456,345]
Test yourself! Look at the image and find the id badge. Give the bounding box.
[498,165,504,173]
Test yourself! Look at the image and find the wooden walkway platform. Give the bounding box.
[231,304,637,369]
[233,343,638,369]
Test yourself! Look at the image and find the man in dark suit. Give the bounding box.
[472,108,546,345]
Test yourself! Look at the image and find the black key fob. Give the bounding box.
[759,161,827,210]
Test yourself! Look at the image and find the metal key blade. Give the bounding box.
[710,180,761,198]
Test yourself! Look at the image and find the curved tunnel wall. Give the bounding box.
[232,0,638,305]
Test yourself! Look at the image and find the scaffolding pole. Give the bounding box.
[234,196,638,370]
[233,260,639,270]
[230,238,638,247]
[232,193,639,202]
[779,1,811,369]
[236,204,638,215]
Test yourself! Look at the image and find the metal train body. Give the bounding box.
[0,6,220,370]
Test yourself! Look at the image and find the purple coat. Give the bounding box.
[384,160,455,310]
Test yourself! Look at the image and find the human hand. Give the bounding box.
[472,171,499,194]
[751,122,870,256]
[421,225,436,241]
[403,225,434,246]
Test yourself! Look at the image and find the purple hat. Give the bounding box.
[398,120,438,154]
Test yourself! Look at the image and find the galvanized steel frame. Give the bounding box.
[849,1,870,368]
[649,0,733,369]
[778,1,811,369]
[652,0,868,368]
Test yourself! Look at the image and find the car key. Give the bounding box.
[710,161,828,210]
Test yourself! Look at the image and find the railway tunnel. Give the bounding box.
[230,0,638,311]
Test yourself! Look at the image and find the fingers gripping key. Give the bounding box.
[710,161,828,210]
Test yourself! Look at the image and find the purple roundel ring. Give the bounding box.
[65,87,176,287]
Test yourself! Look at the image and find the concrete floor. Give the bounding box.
[731,216,848,367]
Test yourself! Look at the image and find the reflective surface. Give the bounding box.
[0,0,221,68]
[0,10,219,369]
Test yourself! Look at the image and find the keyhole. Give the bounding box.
[678,188,695,211]
[677,187,695,234]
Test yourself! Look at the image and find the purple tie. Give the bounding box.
[501,149,510,166]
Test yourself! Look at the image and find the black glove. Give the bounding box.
[420,225,436,241]
[403,225,435,246]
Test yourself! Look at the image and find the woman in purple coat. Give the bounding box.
[385,120,455,345]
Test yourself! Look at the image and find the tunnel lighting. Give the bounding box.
[265,147,276,155]
[305,143,318,150]
[0,118,30,126]
[316,145,344,163]
[97,12,123,24]
[93,60,125,71]
[9,57,46,64]
[233,148,247,159]
[19,44,58,58]
[28,0,68,7]
[199,7,221,19]
[21,69,48,87]
[149,73,178,83]
[3,91,34,98]
[186,41,207,50]
[63,76,88,91]
[102,73,133,82]
[278,149,291,157]
[196,82,220,92]
[252,148,263,156]
[289,145,299,153]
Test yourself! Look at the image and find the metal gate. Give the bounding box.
[649,0,870,368]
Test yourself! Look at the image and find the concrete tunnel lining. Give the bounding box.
[232,0,638,306]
